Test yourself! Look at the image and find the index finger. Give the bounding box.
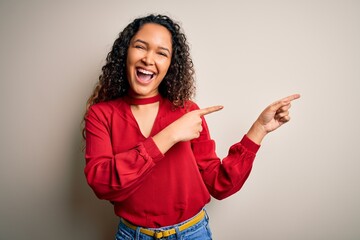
[280,94,301,103]
[270,94,300,110]
[198,105,224,116]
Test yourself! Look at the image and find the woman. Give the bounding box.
[83,14,300,240]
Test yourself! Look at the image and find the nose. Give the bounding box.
[141,51,155,66]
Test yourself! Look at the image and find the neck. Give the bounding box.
[125,94,162,105]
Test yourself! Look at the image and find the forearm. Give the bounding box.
[194,135,259,200]
[84,141,159,202]
[152,124,179,154]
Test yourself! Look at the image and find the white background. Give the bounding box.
[1,0,359,239]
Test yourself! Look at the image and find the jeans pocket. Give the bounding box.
[115,226,134,240]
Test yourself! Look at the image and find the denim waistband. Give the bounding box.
[116,209,212,240]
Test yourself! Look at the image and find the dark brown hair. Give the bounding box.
[85,14,195,113]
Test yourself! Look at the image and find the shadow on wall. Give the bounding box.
[69,128,118,239]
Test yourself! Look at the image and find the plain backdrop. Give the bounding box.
[1,0,359,239]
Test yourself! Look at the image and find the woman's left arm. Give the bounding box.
[192,94,300,200]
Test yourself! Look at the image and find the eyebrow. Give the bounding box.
[133,39,171,55]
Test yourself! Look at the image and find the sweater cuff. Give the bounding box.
[143,137,164,163]
[241,135,260,154]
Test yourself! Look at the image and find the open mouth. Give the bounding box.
[136,68,155,83]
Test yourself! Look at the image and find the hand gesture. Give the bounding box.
[247,94,300,144]
[257,94,300,133]
[171,106,223,142]
[153,105,223,154]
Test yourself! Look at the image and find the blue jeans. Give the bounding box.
[115,209,212,240]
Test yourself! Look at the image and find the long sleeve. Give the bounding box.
[84,106,164,202]
[191,112,260,200]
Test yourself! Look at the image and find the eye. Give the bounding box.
[134,44,145,50]
[158,52,168,57]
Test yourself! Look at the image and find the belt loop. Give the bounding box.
[204,208,209,221]
[135,227,141,240]
[175,226,183,240]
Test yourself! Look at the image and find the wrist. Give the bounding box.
[165,123,180,143]
[246,121,267,145]
[152,124,179,154]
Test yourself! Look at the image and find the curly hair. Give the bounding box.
[85,14,195,113]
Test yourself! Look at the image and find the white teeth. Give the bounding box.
[137,68,154,75]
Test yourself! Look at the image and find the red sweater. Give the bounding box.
[84,95,260,228]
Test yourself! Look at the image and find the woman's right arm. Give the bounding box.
[85,104,222,202]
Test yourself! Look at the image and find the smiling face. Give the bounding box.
[126,23,172,98]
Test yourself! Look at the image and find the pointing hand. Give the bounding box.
[171,105,223,142]
[247,94,301,144]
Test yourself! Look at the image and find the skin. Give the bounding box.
[126,23,301,153]
[246,94,300,144]
[126,23,172,99]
